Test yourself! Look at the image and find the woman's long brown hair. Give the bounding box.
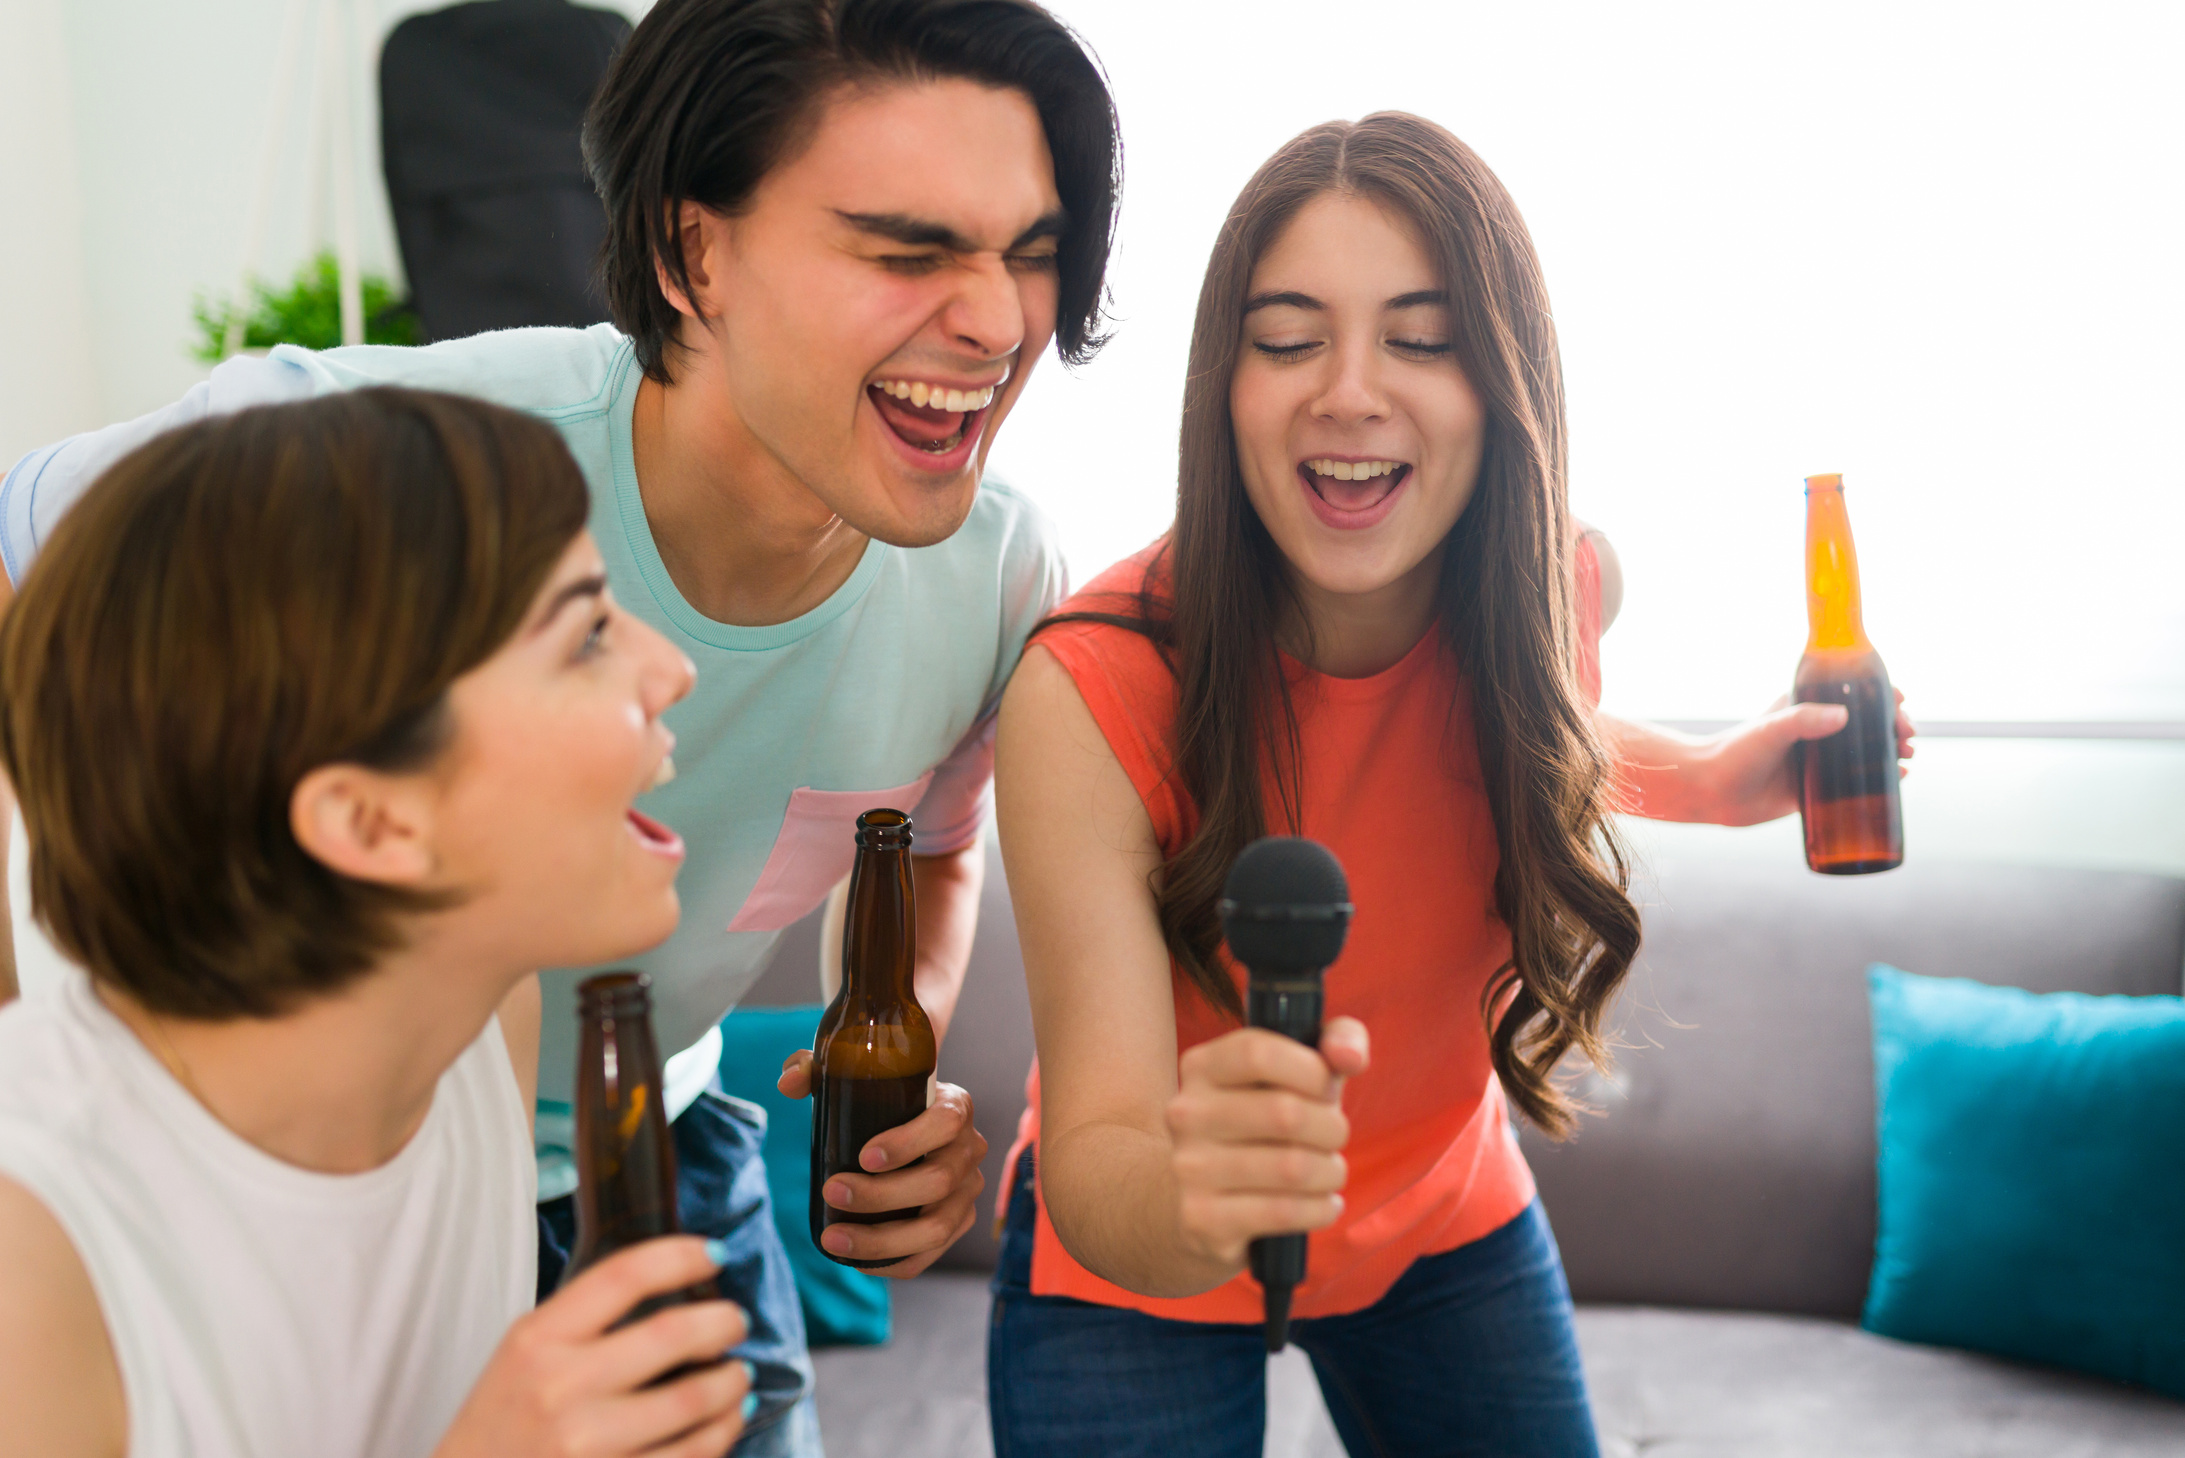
[1057,114,1640,1137]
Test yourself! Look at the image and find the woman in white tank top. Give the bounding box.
[0,391,753,1458]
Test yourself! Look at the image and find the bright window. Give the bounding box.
[990,1,2185,724]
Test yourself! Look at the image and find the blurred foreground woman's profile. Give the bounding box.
[0,389,755,1458]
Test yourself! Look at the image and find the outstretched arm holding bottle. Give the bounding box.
[1595,473,1917,838]
[1603,697,1915,825]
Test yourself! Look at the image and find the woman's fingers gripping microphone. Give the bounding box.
[1317,1016,1371,1083]
[1167,1021,1367,1264]
[1182,1025,1347,1103]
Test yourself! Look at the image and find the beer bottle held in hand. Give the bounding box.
[563,972,714,1323]
[1794,473,1904,874]
[809,808,937,1268]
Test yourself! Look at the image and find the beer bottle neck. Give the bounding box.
[842,843,917,1004]
[1805,483,1872,653]
[571,987,679,1253]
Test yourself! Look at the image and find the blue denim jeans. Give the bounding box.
[540,1087,822,1457]
[987,1151,1599,1458]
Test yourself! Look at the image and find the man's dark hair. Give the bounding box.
[583,0,1119,382]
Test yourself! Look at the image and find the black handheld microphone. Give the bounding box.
[1218,836,1353,1354]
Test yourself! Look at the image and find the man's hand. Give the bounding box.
[1165,1017,1368,1271]
[777,1052,987,1277]
[433,1237,751,1458]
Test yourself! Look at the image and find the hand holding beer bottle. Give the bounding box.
[434,1238,752,1458]
[808,810,938,1268]
[434,972,752,1458]
[775,809,989,1276]
[1593,479,1914,829]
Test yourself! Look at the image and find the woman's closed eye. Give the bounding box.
[1250,336,1452,360]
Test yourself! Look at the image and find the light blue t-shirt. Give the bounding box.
[1,325,1067,1190]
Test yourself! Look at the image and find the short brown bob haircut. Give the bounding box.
[0,389,590,1019]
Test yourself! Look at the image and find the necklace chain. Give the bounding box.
[139,1007,210,1109]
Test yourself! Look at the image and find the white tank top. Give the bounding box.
[0,973,536,1458]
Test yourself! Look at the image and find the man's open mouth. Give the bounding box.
[869,378,998,456]
[1299,457,1411,513]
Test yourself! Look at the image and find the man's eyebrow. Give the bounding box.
[1387,289,1448,309]
[1243,290,1324,314]
[836,211,977,250]
[1010,210,1069,249]
[835,209,1070,254]
[532,574,607,632]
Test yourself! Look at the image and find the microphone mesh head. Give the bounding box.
[1220,837,1351,972]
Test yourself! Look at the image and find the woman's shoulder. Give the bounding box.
[1048,538,1173,628]
[1031,538,1177,710]
[0,1171,124,1456]
[1019,538,1186,815]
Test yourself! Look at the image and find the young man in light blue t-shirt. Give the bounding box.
[0,1,1118,1451]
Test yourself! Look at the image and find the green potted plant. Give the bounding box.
[193,252,422,361]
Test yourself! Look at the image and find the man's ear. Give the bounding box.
[653,201,727,323]
[290,763,436,888]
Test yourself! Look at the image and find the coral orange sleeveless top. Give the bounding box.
[1005,533,1604,1324]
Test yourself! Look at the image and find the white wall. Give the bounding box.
[999,0,2185,725]
[4,0,658,441]
[0,0,99,464]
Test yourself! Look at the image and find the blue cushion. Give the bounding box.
[1864,964,2185,1398]
[715,1004,891,1347]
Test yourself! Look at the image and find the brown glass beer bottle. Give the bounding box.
[809,808,937,1268]
[1794,473,1904,874]
[562,972,714,1323]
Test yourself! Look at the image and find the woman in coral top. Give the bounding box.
[990,113,1912,1458]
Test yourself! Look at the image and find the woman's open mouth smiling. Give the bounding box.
[1298,457,1411,530]
[626,745,684,859]
[625,806,684,860]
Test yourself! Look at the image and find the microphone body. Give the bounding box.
[1219,837,1353,1355]
[1245,969,1324,1350]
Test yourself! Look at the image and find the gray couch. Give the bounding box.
[743,839,2185,1456]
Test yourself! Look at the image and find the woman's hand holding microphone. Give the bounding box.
[1164,1017,1371,1271]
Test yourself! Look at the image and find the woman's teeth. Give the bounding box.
[874,380,996,413]
[649,754,676,791]
[1305,458,1403,481]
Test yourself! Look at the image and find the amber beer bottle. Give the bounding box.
[1794,473,1904,874]
[562,972,713,1324]
[809,808,937,1268]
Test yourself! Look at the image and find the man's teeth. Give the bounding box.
[649,755,676,791]
[875,380,996,412]
[1306,459,1403,482]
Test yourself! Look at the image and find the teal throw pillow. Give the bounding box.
[715,1004,891,1347]
[1864,964,2185,1397]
